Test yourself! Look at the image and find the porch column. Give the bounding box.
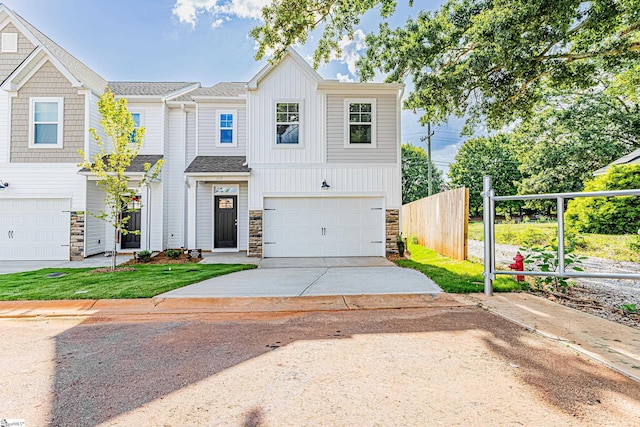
[187,177,197,249]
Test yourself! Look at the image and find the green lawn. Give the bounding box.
[396,243,522,293]
[0,263,256,301]
[468,221,639,262]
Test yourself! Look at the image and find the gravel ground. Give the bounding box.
[1,309,640,426]
[468,239,640,328]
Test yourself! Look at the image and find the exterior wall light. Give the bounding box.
[0,180,9,190]
[321,180,330,190]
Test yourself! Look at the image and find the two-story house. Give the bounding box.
[0,3,403,261]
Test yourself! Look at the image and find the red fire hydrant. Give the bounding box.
[509,252,525,282]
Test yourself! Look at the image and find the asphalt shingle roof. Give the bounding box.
[172,82,246,101]
[79,155,163,173]
[108,82,199,97]
[185,156,249,173]
[594,148,640,175]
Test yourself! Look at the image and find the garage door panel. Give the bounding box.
[263,197,384,257]
[0,198,70,261]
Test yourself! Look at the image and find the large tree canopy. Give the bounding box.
[401,144,446,204]
[449,134,522,214]
[252,0,640,129]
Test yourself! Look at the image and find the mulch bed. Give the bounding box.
[122,251,203,266]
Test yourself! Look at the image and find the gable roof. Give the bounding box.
[5,5,107,93]
[247,49,322,90]
[171,82,247,102]
[594,148,640,175]
[108,81,200,98]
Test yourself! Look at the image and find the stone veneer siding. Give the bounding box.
[10,61,85,162]
[385,209,400,255]
[248,210,263,258]
[70,211,85,261]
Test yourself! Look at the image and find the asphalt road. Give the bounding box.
[1,307,640,426]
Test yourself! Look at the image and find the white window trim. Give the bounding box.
[216,109,237,147]
[130,111,144,143]
[344,98,377,148]
[274,99,303,148]
[1,32,18,53]
[29,97,64,148]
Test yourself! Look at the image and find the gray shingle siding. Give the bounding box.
[10,61,85,163]
[0,22,35,84]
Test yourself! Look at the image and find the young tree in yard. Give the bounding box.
[252,0,640,131]
[449,135,522,215]
[401,144,446,204]
[78,90,163,271]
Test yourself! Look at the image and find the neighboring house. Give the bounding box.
[593,148,640,176]
[0,3,403,261]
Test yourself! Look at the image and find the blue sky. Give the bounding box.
[2,0,468,174]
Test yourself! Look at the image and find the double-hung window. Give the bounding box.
[345,99,376,147]
[29,97,64,148]
[217,110,237,146]
[275,102,300,145]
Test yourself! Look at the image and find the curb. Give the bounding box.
[0,293,472,318]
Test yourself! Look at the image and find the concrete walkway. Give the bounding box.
[465,293,640,382]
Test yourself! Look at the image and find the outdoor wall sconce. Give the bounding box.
[0,180,9,190]
[321,180,330,190]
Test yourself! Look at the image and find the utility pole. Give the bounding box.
[420,122,435,196]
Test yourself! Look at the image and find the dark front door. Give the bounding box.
[214,195,237,249]
[122,199,141,249]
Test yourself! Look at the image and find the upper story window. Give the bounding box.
[130,112,141,142]
[217,110,237,147]
[1,33,18,53]
[345,99,377,147]
[29,97,64,148]
[276,102,300,145]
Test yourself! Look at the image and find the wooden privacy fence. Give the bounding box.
[401,187,469,260]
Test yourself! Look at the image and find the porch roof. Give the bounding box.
[78,155,164,174]
[184,156,250,174]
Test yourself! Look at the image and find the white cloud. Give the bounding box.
[173,0,269,28]
[336,73,354,83]
[337,29,367,76]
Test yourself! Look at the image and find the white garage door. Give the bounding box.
[0,198,71,261]
[263,197,385,257]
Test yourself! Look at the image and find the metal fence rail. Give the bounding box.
[481,175,640,296]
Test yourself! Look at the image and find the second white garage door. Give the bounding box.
[263,197,385,257]
[0,198,70,261]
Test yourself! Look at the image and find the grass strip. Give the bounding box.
[396,243,522,293]
[0,263,256,300]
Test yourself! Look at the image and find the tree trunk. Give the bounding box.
[111,206,118,271]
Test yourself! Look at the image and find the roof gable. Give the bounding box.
[247,49,322,90]
[0,3,107,93]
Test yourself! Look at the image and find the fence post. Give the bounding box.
[557,196,565,275]
[482,176,494,296]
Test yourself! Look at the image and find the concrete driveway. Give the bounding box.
[0,254,133,274]
[159,257,442,298]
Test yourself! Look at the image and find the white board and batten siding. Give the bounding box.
[248,56,325,165]
[326,94,398,164]
[0,197,71,260]
[248,166,401,210]
[263,197,385,257]
[195,182,248,250]
[197,102,247,156]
